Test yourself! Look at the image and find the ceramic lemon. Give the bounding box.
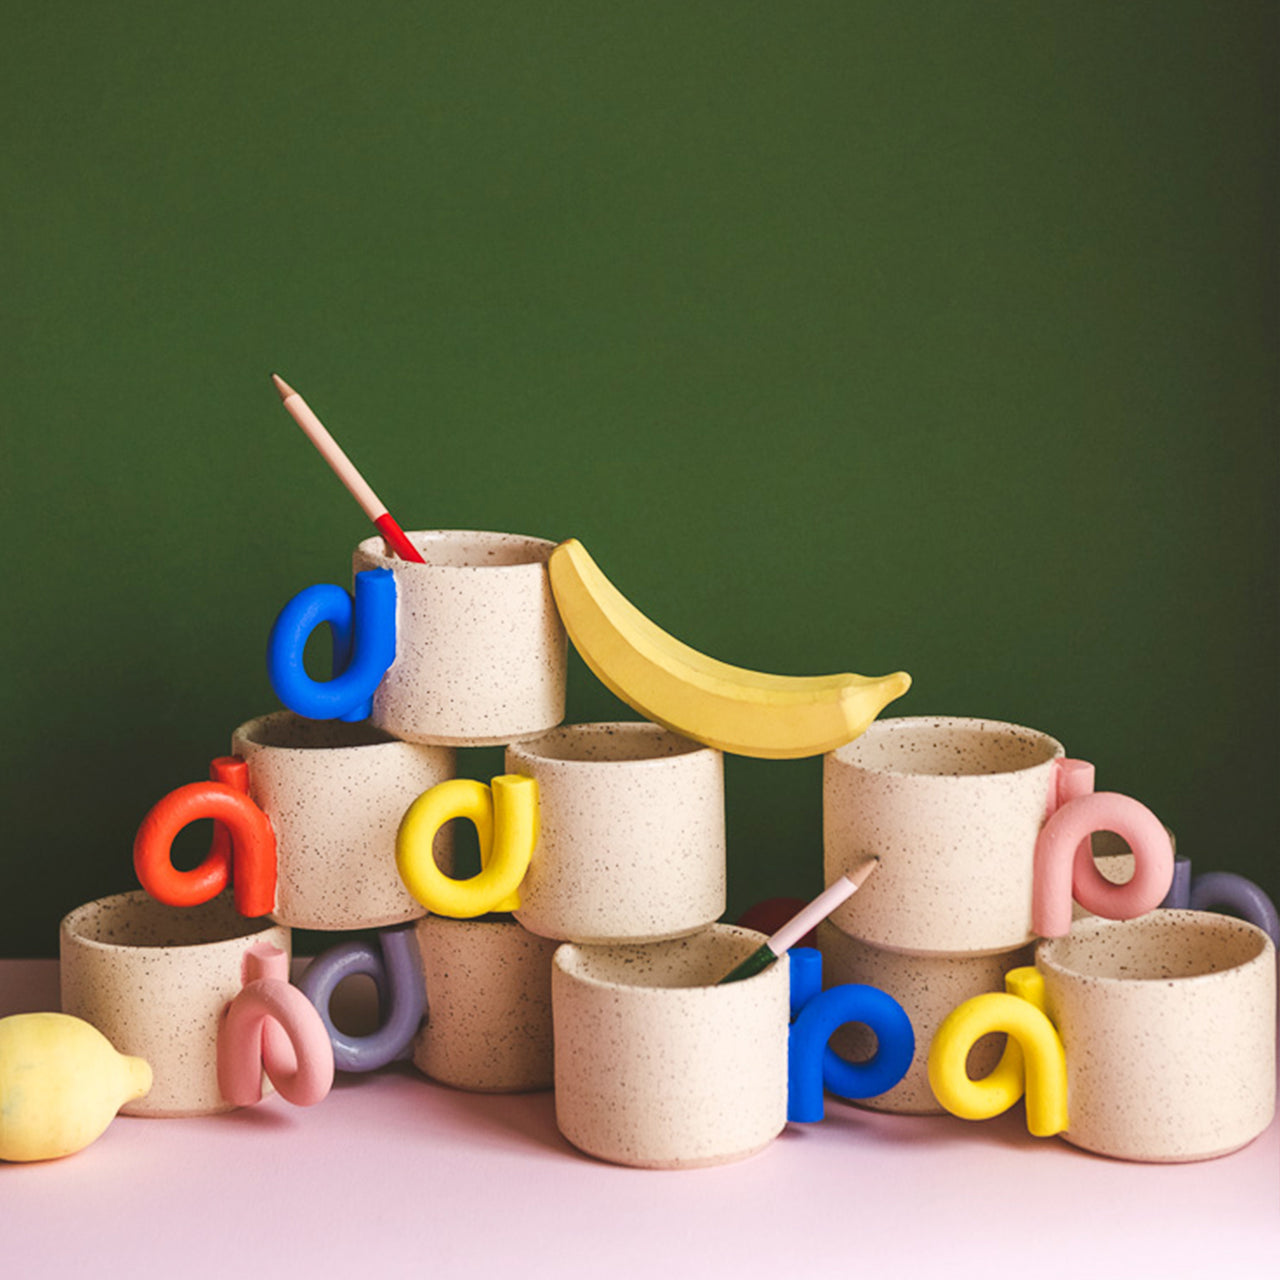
[0,1012,152,1161]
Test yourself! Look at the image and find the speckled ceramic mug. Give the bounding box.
[60,891,332,1117]
[1038,911,1276,1162]
[269,530,566,745]
[552,925,790,1169]
[816,918,1034,1115]
[929,911,1277,1160]
[824,716,1174,954]
[133,713,456,930]
[412,914,559,1092]
[354,531,566,745]
[230,713,454,928]
[504,722,726,943]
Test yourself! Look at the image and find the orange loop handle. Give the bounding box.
[133,757,277,917]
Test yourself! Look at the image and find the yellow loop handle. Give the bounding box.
[927,966,1069,1138]
[396,775,539,918]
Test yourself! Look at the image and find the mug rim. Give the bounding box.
[416,911,523,933]
[508,720,716,767]
[553,924,772,995]
[355,529,556,571]
[233,710,405,753]
[827,715,1065,780]
[1037,909,1274,987]
[61,890,283,956]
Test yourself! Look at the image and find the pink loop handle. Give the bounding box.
[1033,792,1175,938]
[217,944,334,1107]
[1052,757,1095,812]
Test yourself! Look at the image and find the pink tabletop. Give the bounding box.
[2,959,1277,1277]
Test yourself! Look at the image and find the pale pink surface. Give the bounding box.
[3,960,1277,1277]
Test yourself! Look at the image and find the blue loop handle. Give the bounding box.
[788,946,823,1017]
[788,960,914,1124]
[267,569,397,721]
[815,985,914,1104]
[297,923,427,1073]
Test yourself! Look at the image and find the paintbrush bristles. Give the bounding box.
[847,856,879,890]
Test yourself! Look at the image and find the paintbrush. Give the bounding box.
[272,373,425,563]
[717,858,879,984]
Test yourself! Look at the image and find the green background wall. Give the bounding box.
[2,2,1275,957]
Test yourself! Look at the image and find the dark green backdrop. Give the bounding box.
[3,2,1275,957]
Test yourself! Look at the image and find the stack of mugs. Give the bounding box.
[51,531,1277,1168]
[58,531,795,1165]
[818,715,1279,1163]
[818,716,1176,1115]
[63,527,567,1119]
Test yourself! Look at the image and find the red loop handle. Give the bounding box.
[133,758,277,917]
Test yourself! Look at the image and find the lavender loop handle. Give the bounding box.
[1188,873,1280,948]
[1159,855,1195,911]
[1157,855,1278,947]
[298,924,427,1072]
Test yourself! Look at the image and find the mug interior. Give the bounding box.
[358,530,554,569]
[512,721,706,765]
[63,890,276,951]
[236,711,398,751]
[1039,910,1271,982]
[555,925,763,991]
[832,716,1062,778]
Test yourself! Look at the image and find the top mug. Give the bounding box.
[269,530,568,746]
[823,716,1174,955]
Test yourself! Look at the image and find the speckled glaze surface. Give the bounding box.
[412,914,558,1092]
[1038,911,1276,1162]
[353,530,566,746]
[824,716,1065,954]
[232,712,455,930]
[60,891,290,1117]
[552,925,789,1169]
[506,722,726,943]
[816,918,1034,1114]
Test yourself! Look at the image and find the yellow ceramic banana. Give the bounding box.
[548,539,912,759]
[0,1012,152,1162]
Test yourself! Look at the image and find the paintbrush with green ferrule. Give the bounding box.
[717,858,880,984]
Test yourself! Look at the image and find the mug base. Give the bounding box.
[272,907,426,932]
[373,725,565,748]
[1058,1130,1266,1164]
[846,934,1038,960]
[122,1100,242,1119]
[415,1070,553,1095]
[848,1096,946,1116]
[561,1132,776,1170]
